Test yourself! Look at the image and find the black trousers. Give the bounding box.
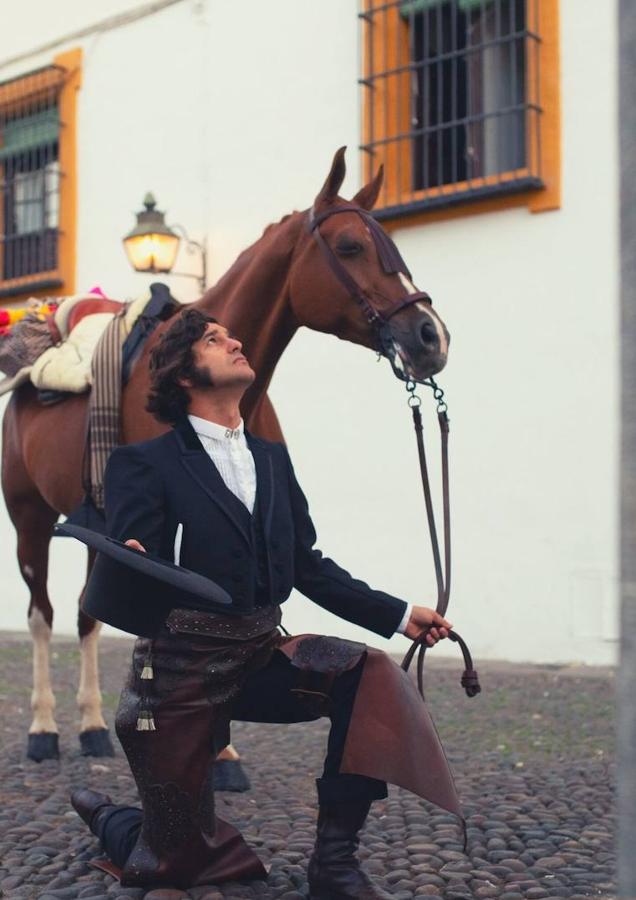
[97,641,386,869]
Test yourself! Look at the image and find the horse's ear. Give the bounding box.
[352,165,384,210]
[314,146,347,207]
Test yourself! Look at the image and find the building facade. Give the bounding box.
[0,0,619,664]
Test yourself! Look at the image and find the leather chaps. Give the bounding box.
[111,607,461,888]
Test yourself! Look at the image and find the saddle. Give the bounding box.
[25,285,176,403]
[55,295,123,340]
[0,286,179,401]
[0,292,121,397]
[31,308,119,395]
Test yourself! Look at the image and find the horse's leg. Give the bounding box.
[2,398,62,760]
[13,497,61,761]
[76,549,115,756]
[213,744,251,792]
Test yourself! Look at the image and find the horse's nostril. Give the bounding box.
[420,321,438,345]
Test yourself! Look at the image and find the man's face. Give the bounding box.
[189,323,255,390]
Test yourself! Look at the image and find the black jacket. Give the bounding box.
[103,417,407,638]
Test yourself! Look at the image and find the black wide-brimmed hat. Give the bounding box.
[54,523,234,637]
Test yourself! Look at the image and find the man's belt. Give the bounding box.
[164,605,282,641]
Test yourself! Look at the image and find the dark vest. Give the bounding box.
[229,491,271,612]
[251,493,271,608]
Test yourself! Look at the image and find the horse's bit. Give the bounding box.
[309,205,480,701]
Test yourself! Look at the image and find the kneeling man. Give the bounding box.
[71,308,456,898]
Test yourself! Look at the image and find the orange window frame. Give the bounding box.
[360,0,560,228]
[0,48,82,301]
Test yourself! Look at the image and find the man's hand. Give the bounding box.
[125,539,147,553]
[404,606,453,646]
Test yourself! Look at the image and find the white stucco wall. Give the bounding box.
[0,0,619,666]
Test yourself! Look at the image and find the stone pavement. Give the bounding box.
[0,634,615,899]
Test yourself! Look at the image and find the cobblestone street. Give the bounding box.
[0,634,616,900]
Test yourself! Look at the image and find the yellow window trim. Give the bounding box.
[361,0,560,230]
[0,47,82,302]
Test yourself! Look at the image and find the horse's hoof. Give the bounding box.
[27,732,60,762]
[80,728,116,757]
[213,758,251,792]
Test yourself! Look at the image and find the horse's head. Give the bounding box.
[289,147,449,382]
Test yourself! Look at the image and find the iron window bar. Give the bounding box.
[361,101,542,148]
[373,176,543,220]
[0,64,65,288]
[359,0,542,215]
[357,27,539,81]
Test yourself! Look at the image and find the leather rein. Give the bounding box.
[309,205,480,702]
[401,383,480,700]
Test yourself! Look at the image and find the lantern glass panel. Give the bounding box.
[123,232,180,273]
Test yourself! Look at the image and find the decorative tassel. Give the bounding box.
[137,643,156,730]
[136,709,156,732]
[141,659,154,680]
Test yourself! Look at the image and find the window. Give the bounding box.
[359,0,559,221]
[0,49,81,299]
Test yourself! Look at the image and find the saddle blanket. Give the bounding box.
[31,310,116,393]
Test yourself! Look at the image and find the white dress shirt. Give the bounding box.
[188,414,256,513]
[187,414,411,635]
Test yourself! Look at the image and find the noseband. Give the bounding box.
[308,205,433,379]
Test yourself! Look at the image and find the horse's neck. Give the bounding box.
[194,212,304,402]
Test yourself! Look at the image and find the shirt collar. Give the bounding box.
[188,414,245,441]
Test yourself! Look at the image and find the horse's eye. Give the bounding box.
[336,240,363,257]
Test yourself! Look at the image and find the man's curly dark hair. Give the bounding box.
[146,308,217,424]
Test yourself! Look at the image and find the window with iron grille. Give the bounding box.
[360,0,559,219]
[0,65,68,297]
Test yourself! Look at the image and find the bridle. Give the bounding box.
[308,204,433,381]
[309,204,481,703]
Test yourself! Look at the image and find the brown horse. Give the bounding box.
[1,147,450,761]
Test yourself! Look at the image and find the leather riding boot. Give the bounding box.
[307,798,392,899]
[70,789,114,834]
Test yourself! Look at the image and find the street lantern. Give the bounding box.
[123,192,208,293]
[122,193,181,274]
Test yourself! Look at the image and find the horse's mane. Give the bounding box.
[260,211,297,237]
[201,210,304,303]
